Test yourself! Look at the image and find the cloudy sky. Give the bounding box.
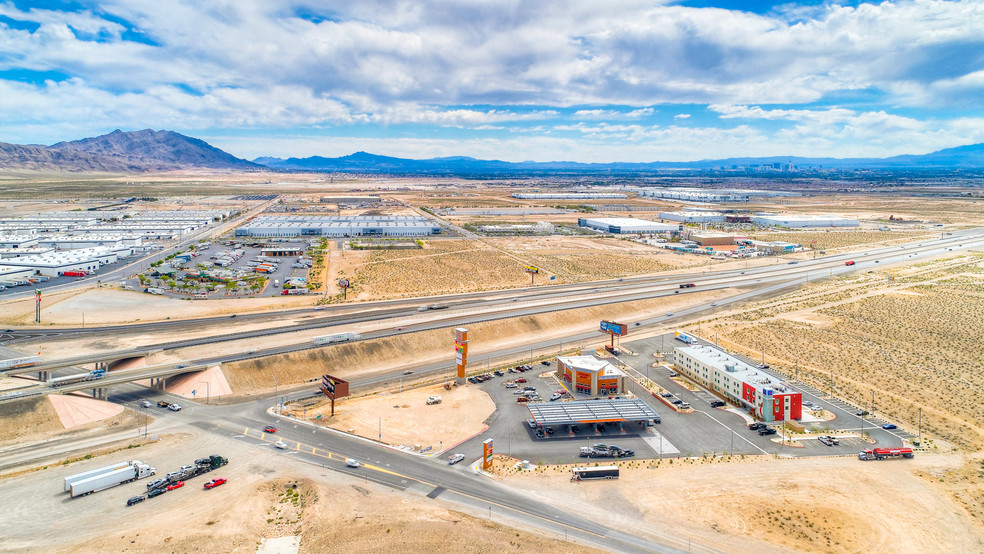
[2,0,984,162]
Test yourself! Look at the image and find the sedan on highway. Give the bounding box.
[167,403,182,411]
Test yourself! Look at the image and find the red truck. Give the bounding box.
[858,447,914,460]
[844,261,855,266]
[62,270,87,277]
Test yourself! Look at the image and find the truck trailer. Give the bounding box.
[64,460,133,492]
[571,465,620,480]
[49,369,106,388]
[313,332,359,344]
[70,461,156,497]
[858,447,914,461]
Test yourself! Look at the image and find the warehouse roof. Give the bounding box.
[527,398,660,425]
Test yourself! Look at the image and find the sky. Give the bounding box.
[2,0,984,162]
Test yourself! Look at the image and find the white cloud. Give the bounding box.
[674,113,690,119]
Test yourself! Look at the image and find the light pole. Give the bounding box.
[200,381,210,404]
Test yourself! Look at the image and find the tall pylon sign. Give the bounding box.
[455,327,468,381]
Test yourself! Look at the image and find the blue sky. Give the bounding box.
[1,0,984,162]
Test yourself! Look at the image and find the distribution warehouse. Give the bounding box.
[751,214,860,228]
[511,192,627,199]
[235,215,441,237]
[672,343,802,422]
[578,217,677,234]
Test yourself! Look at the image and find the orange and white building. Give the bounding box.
[556,355,625,396]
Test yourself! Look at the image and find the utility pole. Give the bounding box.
[871,390,875,418]
[918,408,922,438]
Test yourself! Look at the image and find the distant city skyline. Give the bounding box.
[2,1,984,162]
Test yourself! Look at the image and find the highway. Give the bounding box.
[2,230,981,552]
[3,229,984,401]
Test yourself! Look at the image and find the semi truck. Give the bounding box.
[69,461,157,497]
[62,270,87,277]
[417,304,450,312]
[64,461,134,492]
[313,332,359,344]
[858,447,914,461]
[49,369,106,387]
[674,331,699,345]
[571,465,620,480]
[145,287,164,295]
[579,444,635,458]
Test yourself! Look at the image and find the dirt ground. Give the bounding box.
[0,428,597,554]
[0,395,142,448]
[304,383,494,451]
[700,252,984,450]
[493,453,984,553]
[218,289,730,394]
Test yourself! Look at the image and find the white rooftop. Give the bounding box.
[676,344,795,393]
[558,355,624,376]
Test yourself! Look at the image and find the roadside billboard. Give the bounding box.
[600,320,627,336]
[320,374,350,400]
[524,266,539,274]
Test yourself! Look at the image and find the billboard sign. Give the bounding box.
[524,266,539,274]
[320,374,350,400]
[337,278,350,288]
[482,438,494,470]
[600,320,627,336]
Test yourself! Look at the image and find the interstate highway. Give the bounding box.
[4,228,982,349]
[3,229,984,398]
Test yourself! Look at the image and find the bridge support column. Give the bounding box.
[159,378,166,391]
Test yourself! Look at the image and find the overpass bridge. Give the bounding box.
[0,361,212,402]
[0,347,163,380]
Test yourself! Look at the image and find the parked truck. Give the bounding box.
[674,330,699,345]
[64,461,133,492]
[69,461,157,497]
[145,287,164,295]
[858,447,914,461]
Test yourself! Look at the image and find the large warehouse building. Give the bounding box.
[556,355,626,396]
[512,192,627,199]
[752,214,860,228]
[672,343,802,422]
[658,211,726,223]
[235,215,441,237]
[578,217,677,234]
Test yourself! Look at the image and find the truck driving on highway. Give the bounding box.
[49,369,106,388]
[858,447,914,460]
[313,332,359,344]
[67,460,157,497]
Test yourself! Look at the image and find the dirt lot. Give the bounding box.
[0,429,596,553]
[747,229,935,252]
[299,383,494,450]
[0,395,141,448]
[701,253,984,450]
[493,453,984,553]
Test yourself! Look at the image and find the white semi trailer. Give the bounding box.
[64,461,133,492]
[69,461,156,497]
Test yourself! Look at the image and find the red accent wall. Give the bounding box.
[771,393,803,421]
[742,382,756,404]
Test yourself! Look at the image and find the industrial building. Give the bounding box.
[477,222,554,235]
[751,214,860,228]
[0,265,35,285]
[658,211,726,223]
[639,189,751,203]
[672,343,802,422]
[512,193,627,199]
[0,235,40,249]
[0,245,135,277]
[578,217,678,234]
[235,215,441,237]
[739,239,801,253]
[556,355,626,396]
[690,233,735,246]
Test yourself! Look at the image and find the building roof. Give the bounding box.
[558,355,624,376]
[527,398,660,425]
[675,344,797,395]
[582,217,677,229]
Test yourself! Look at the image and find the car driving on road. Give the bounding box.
[448,453,466,465]
[264,425,278,433]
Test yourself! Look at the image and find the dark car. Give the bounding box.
[661,392,673,398]
[748,423,766,431]
[540,361,550,366]
[126,495,146,506]
[671,399,683,405]
[596,424,606,432]
[545,427,554,435]
[534,429,544,438]
[856,410,870,416]
[157,400,171,408]
[147,487,166,498]
[882,423,897,430]
[758,428,777,436]
[571,425,580,433]
[710,400,726,408]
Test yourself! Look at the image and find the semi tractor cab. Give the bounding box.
[858,447,914,460]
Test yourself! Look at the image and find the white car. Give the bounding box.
[139,400,152,408]
[345,458,360,468]
[448,453,466,465]
[275,440,288,449]
[167,404,182,411]
[505,382,518,388]
[549,393,562,401]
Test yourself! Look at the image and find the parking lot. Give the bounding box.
[124,240,314,299]
[451,332,910,465]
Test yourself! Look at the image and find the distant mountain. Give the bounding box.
[258,143,984,172]
[0,129,261,172]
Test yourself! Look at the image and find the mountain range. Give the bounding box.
[1,129,984,173]
[0,129,260,172]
